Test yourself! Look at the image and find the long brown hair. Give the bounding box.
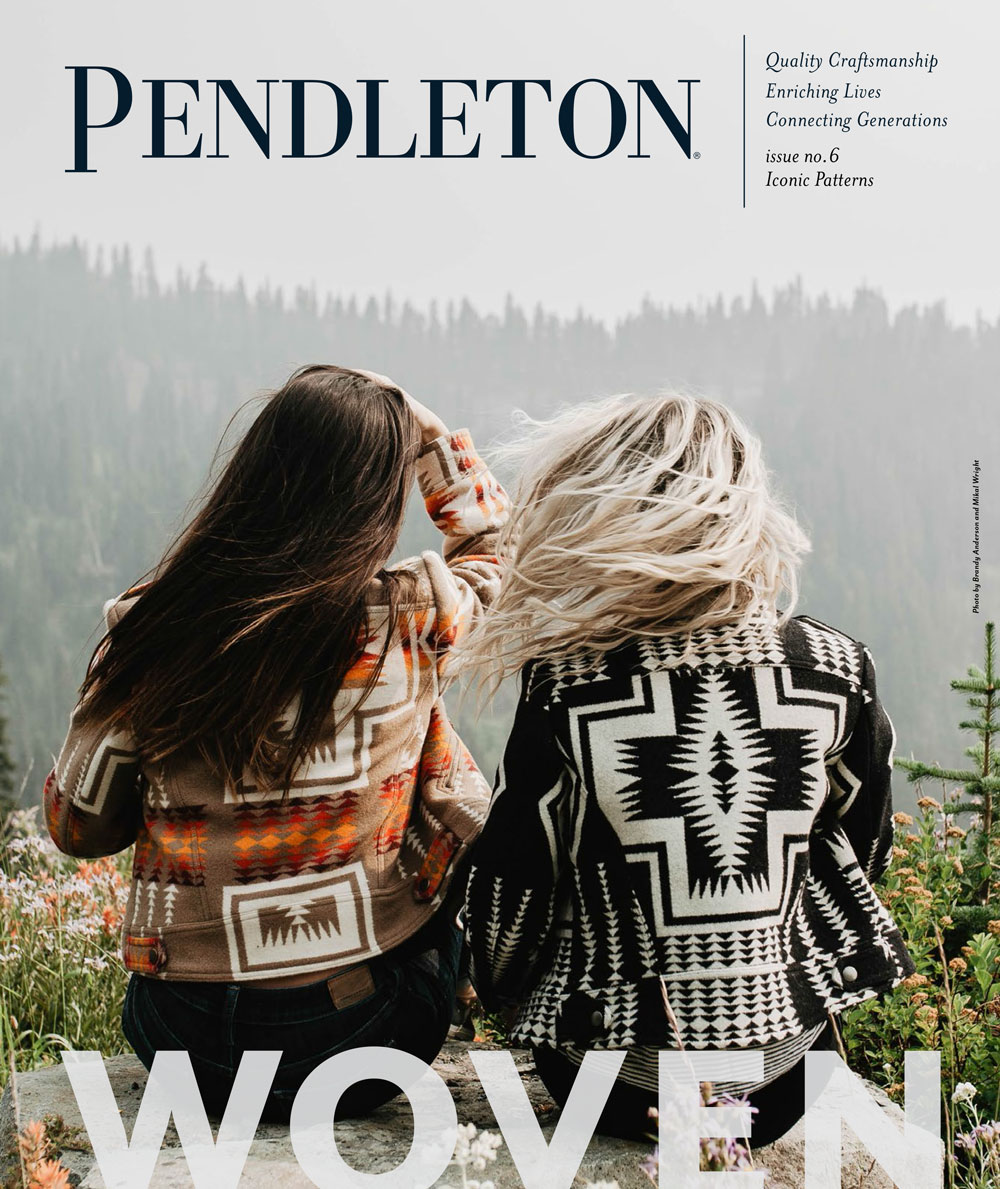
[79,364,422,793]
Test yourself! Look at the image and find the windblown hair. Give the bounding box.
[79,364,422,794]
[460,391,810,692]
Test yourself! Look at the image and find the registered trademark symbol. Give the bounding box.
[693,152,701,159]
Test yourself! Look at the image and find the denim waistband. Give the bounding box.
[140,909,458,1009]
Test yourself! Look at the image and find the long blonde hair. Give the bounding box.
[461,391,810,693]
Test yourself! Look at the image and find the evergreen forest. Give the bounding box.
[1,236,996,801]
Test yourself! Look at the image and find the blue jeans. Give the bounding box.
[122,914,463,1122]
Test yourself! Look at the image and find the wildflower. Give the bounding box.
[892,846,908,860]
[916,861,929,872]
[910,992,929,1006]
[886,1083,905,1098]
[451,1123,502,1177]
[640,1147,659,1184]
[941,916,953,927]
[895,867,915,877]
[949,957,968,974]
[914,1005,938,1027]
[29,1159,72,1188]
[17,1120,73,1189]
[917,796,943,812]
[953,859,964,876]
[893,812,915,827]
[639,1098,754,1178]
[988,921,1000,938]
[945,826,967,840]
[18,1121,49,1166]
[902,973,930,989]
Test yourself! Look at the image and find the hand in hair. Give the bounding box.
[353,368,449,445]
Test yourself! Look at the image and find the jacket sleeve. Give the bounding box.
[829,646,896,884]
[463,671,572,1009]
[43,597,144,858]
[413,430,509,682]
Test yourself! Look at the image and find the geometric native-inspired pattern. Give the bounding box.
[466,614,915,1052]
[44,429,506,981]
[419,703,461,783]
[221,863,378,978]
[223,608,426,804]
[133,805,207,887]
[232,792,362,882]
[376,765,419,857]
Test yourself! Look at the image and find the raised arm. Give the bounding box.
[353,372,509,673]
[413,425,509,677]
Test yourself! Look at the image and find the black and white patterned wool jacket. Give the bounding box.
[464,615,915,1051]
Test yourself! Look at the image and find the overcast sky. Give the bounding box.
[4,0,997,322]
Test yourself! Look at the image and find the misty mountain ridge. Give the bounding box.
[1,236,996,803]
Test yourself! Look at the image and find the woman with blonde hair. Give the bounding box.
[462,392,914,1145]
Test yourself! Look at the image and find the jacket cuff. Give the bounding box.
[415,430,483,496]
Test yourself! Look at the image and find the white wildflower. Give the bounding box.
[953,1082,977,1104]
[448,1123,503,1185]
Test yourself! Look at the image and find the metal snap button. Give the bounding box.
[842,965,858,983]
[590,1010,605,1029]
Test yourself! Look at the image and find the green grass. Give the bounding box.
[5,797,1000,1185]
[0,809,132,1088]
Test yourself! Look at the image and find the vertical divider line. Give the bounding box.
[743,33,747,209]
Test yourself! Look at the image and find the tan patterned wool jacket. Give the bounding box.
[44,431,508,982]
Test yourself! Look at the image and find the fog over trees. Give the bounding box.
[1,236,996,803]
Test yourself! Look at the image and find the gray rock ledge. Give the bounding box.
[0,1040,903,1187]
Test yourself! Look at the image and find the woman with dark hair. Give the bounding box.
[461,391,914,1148]
[44,364,508,1120]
